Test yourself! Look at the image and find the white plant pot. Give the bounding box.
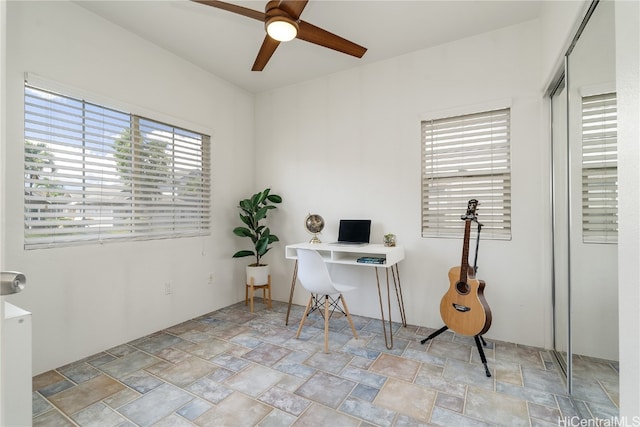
[246,265,269,286]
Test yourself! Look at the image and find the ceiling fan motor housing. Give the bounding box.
[264,1,299,38]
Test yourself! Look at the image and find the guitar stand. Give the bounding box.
[420,326,492,377]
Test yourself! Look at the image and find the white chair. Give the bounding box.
[295,248,358,352]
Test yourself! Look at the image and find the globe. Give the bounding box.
[304,214,324,243]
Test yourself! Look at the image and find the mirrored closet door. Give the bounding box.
[550,0,619,417]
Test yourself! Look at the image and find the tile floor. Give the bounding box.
[32,299,619,426]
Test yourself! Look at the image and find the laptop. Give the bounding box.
[330,219,371,245]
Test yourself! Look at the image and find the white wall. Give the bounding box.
[255,19,551,348]
[3,1,255,375]
[615,0,640,419]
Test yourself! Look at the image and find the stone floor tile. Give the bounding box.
[292,402,360,426]
[186,376,234,404]
[176,397,213,421]
[37,378,76,398]
[430,406,493,427]
[258,387,311,416]
[528,401,562,425]
[224,363,285,397]
[32,392,53,417]
[194,392,272,426]
[121,370,165,394]
[182,337,236,359]
[427,339,472,362]
[117,383,193,426]
[274,360,317,379]
[375,378,436,423]
[152,413,195,427]
[495,380,559,407]
[370,353,420,382]
[443,358,494,391]
[33,370,67,392]
[102,387,140,409]
[350,383,380,402]
[304,350,353,374]
[58,362,101,384]
[295,371,356,409]
[494,342,545,369]
[71,401,127,426]
[340,396,397,427]
[521,366,567,395]
[48,374,126,416]
[257,407,298,427]
[154,347,192,364]
[401,348,446,366]
[243,342,292,367]
[464,385,530,426]
[33,301,619,426]
[414,369,467,399]
[435,391,464,413]
[155,356,216,388]
[341,365,387,389]
[99,351,161,380]
[33,409,76,427]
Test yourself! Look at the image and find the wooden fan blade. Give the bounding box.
[297,21,367,58]
[278,0,308,20]
[252,36,281,71]
[191,0,266,22]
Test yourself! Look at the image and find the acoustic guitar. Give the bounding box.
[439,199,492,336]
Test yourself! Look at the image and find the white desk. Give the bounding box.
[285,242,407,349]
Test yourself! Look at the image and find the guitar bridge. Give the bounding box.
[453,303,470,312]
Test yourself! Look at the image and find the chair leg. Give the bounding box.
[340,294,358,340]
[249,277,255,313]
[296,295,314,339]
[324,295,330,353]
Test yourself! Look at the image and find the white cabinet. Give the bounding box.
[1,302,32,427]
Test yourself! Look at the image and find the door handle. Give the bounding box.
[0,272,26,295]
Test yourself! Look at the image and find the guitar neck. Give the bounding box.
[459,219,472,283]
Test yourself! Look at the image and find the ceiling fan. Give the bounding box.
[192,0,367,71]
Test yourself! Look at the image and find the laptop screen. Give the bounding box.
[337,220,371,244]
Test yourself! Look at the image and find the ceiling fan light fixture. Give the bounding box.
[266,16,298,42]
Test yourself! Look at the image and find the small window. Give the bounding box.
[24,84,211,249]
[582,92,617,243]
[421,108,511,239]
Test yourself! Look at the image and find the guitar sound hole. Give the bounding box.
[456,281,470,295]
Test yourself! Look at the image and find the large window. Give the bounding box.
[24,84,211,249]
[421,108,511,239]
[581,92,617,243]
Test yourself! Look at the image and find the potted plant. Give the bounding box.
[233,188,283,285]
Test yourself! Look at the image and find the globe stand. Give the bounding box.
[309,235,321,244]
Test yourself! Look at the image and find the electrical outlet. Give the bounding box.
[164,282,172,295]
[208,273,214,285]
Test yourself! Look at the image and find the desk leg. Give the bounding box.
[285,260,298,326]
[375,265,407,350]
[375,267,394,350]
[392,264,407,327]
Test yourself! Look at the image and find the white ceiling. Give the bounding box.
[76,0,543,93]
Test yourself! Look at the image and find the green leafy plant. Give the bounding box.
[232,188,283,266]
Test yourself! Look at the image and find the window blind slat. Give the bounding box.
[581,92,618,244]
[24,84,211,249]
[421,107,511,239]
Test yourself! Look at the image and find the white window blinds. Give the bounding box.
[24,84,211,249]
[421,108,511,239]
[582,92,617,243]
